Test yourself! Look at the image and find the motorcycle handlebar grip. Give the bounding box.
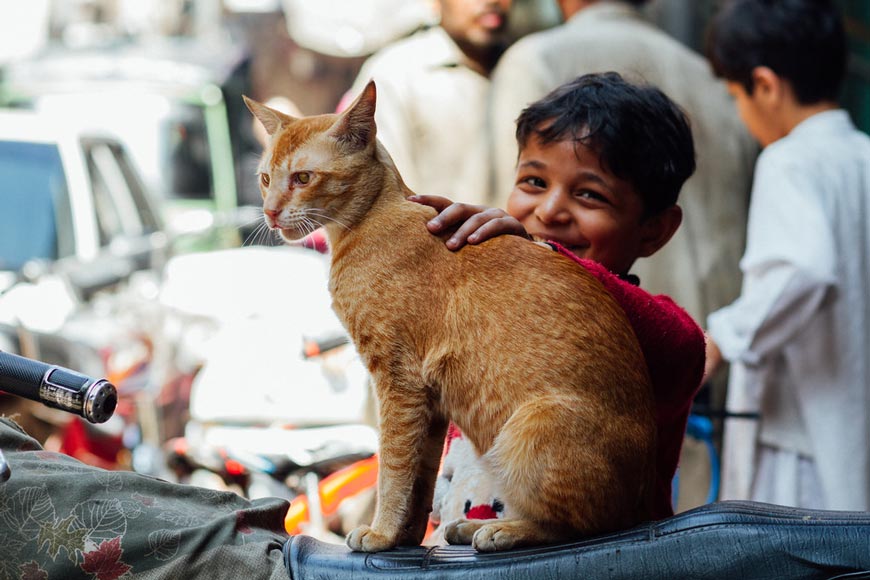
[0,351,117,424]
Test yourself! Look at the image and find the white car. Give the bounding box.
[0,108,171,373]
[0,108,168,300]
[3,45,251,253]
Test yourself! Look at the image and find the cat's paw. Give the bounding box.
[346,525,396,552]
[471,522,520,552]
[443,518,485,545]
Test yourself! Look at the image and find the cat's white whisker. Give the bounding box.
[298,214,314,233]
[262,223,277,246]
[258,222,272,246]
[253,220,279,247]
[300,218,316,241]
[242,220,267,246]
[241,213,265,228]
[307,209,352,232]
[304,216,327,233]
[261,222,272,242]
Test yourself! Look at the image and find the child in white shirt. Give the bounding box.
[704,0,870,511]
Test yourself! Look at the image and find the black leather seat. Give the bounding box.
[283,500,870,579]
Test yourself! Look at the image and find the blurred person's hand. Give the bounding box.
[703,333,723,384]
[409,194,529,250]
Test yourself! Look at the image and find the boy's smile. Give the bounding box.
[507,135,650,275]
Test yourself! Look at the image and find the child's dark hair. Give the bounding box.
[515,72,695,217]
[706,0,847,104]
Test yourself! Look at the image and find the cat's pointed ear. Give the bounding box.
[330,80,377,151]
[243,95,297,136]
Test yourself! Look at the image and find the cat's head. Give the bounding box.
[243,81,382,242]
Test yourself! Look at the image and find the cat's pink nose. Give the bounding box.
[264,209,280,225]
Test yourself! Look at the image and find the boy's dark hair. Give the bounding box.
[706,0,847,104]
[515,72,695,217]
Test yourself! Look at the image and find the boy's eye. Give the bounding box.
[260,173,271,187]
[294,171,312,185]
[522,176,546,189]
[576,189,608,203]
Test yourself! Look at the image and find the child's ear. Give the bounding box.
[750,66,784,106]
[638,205,682,258]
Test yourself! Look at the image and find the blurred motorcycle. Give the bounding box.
[0,256,165,465]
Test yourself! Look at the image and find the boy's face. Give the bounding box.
[507,134,649,275]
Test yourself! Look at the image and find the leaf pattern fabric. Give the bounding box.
[0,418,291,579]
[37,514,86,561]
[80,538,131,580]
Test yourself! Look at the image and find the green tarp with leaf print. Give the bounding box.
[0,417,291,580]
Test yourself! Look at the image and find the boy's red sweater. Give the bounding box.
[552,246,706,520]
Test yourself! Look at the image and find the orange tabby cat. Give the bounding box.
[244,81,656,553]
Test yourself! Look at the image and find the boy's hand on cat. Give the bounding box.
[408,194,530,250]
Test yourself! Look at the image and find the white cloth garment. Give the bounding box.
[346,26,496,205]
[708,109,870,511]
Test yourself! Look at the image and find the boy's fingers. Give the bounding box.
[428,202,485,232]
[408,194,454,212]
[409,195,455,232]
[446,210,501,249]
[445,221,477,250]
[467,217,527,244]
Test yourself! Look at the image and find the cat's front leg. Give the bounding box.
[346,377,443,552]
[396,414,448,545]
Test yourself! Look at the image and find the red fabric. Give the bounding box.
[550,245,706,520]
[466,504,498,520]
[443,422,463,456]
[295,228,330,254]
[59,418,123,470]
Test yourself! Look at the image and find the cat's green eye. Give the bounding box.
[295,172,312,185]
[260,173,271,187]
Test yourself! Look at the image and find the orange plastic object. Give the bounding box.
[284,455,436,540]
[285,455,379,534]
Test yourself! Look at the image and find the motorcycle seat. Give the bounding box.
[283,500,870,579]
